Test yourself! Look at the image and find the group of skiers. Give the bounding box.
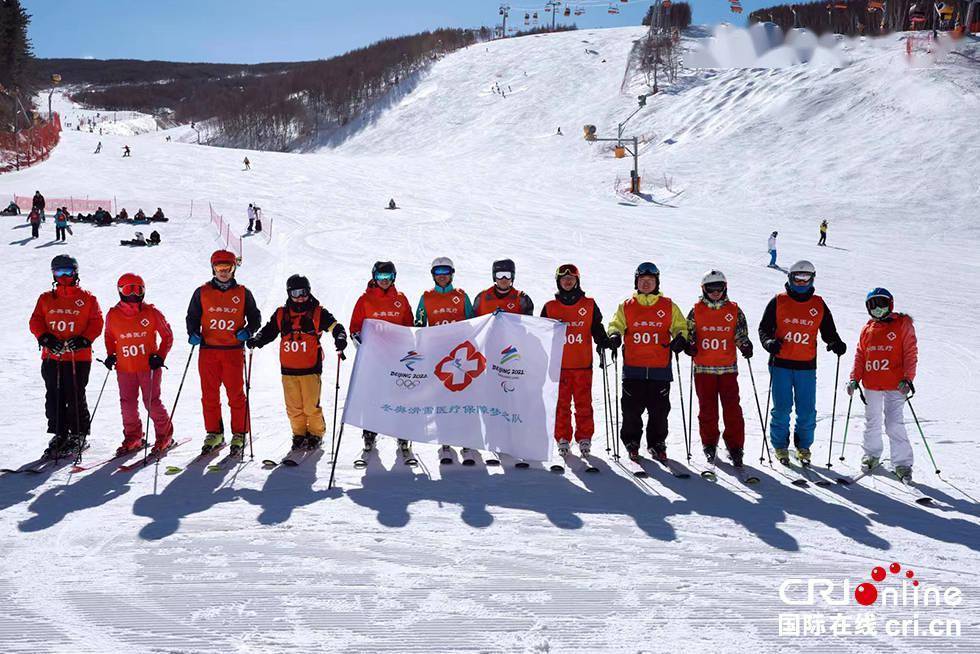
[28,252,920,482]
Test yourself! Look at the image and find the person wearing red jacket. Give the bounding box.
[29,255,104,458]
[473,259,534,317]
[847,288,918,481]
[350,261,414,455]
[185,250,261,455]
[541,264,608,457]
[103,273,175,456]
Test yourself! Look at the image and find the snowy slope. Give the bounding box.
[1,26,979,653]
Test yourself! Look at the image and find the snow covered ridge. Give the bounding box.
[0,24,979,653]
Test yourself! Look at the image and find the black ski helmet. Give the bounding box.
[372,260,397,281]
[492,258,516,280]
[286,274,311,295]
[634,261,660,291]
[51,254,79,283]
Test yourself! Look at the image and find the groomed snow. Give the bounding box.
[0,26,978,653]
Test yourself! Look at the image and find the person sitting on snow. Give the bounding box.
[120,231,147,247]
[134,209,148,224]
[116,208,130,223]
[149,231,161,246]
[1,201,20,216]
[151,207,167,222]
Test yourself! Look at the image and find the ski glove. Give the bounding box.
[669,334,689,354]
[103,354,117,370]
[762,338,782,355]
[149,354,165,370]
[245,337,260,350]
[188,332,202,346]
[684,340,697,357]
[827,340,847,356]
[739,341,753,359]
[606,333,622,351]
[235,329,251,342]
[38,333,63,353]
[846,380,860,396]
[898,379,914,396]
[64,336,92,352]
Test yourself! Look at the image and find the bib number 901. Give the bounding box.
[632,332,659,345]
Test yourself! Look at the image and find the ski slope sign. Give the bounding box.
[343,313,565,461]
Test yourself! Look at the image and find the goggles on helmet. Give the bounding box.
[53,267,76,278]
[373,271,395,282]
[432,266,453,277]
[494,271,514,281]
[703,282,726,295]
[119,283,144,296]
[213,262,235,274]
[289,287,309,298]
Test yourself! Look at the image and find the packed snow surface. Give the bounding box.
[1,26,978,653]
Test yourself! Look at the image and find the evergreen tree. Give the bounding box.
[1,0,34,128]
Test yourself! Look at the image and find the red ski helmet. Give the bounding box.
[117,272,145,301]
[211,250,237,269]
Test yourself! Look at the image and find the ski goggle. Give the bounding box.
[53,267,76,278]
[556,265,579,278]
[494,271,514,281]
[373,271,395,282]
[289,287,310,298]
[118,283,144,296]
[790,272,814,285]
[432,266,454,277]
[212,263,235,273]
[703,282,726,295]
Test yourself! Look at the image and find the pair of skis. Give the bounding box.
[353,443,417,469]
[834,464,934,506]
[549,453,599,474]
[699,459,762,486]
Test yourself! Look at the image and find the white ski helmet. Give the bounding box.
[789,260,816,278]
[430,257,455,275]
[701,269,727,286]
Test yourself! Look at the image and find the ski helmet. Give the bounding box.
[555,263,580,290]
[51,254,79,283]
[431,257,455,277]
[286,274,311,298]
[492,258,516,281]
[372,260,397,282]
[701,269,727,297]
[865,287,893,320]
[634,261,660,290]
[117,273,145,303]
[211,249,237,270]
[788,260,816,289]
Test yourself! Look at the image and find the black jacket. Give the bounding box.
[251,296,345,375]
[185,279,261,349]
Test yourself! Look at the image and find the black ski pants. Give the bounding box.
[620,378,671,450]
[31,222,40,238]
[56,226,67,241]
[41,358,91,436]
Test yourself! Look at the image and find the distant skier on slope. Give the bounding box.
[243,156,250,171]
[387,198,397,210]
[103,274,175,457]
[248,275,347,452]
[473,259,533,317]
[415,256,475,464]
[94,141,102,154]
[684,270,753,468]
[29,255,104,459]
[541,264,609,457]
[350,261,414,456]
[758,260,846,466]
[848,288,918,481]
[122,145,131,157]
[818,220,828,246]
[185,250,261,456]
[605,262,690,463]
[767,231,778,268]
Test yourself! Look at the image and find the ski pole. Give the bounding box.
[89,364,111,423]
[687,354,694,460]
[764,373,771,436]
[599,349,611,456]
[330,352,342,462]
[906,397,941,475]
[143,368,154,464]
[613,349,621,457]
[675,353,691,462]
[747,360,772,465]
[328,423,346,490]
[826,354,842,469]
[244,349,254,460]
[161,345,196,440]
[837,391,854,462]
[70,351,86,464]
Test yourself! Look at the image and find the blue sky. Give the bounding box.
[24,0,752,63]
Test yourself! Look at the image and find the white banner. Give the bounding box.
[343,312,566,461]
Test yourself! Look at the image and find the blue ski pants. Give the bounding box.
[769,366,817,450]
[769,249,777,266]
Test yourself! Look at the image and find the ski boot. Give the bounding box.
[439,444,454,464]
[291,434,306,450]
[151,434,174,456]
[362,431,376,452]
[894,465,913,483]
[703,444,717,464]
[116,435,145,457]
[796,448,812,466]
[460,447,476,465]
[229,433,247,456]
[648,444,668,464]
[43,434,70,460]
[861,455,880,472]
[627,447,641,462]
[557,439,571,456]
[397,439,411,453]
[728,447,744,468]
[304,434,323,451]
[201,432,224,454]
[775,448,790,466]
[578,439,591,457]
